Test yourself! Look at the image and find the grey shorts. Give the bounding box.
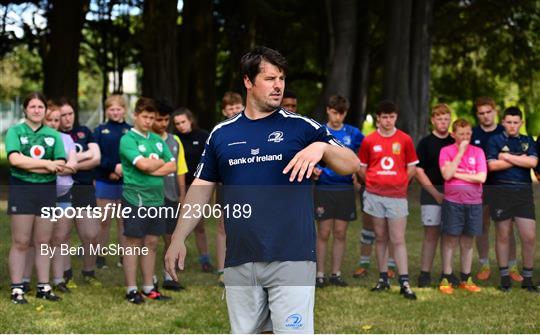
[441,200,482,236]
[363,191,408,219]
[224,261,315,334]
[421,205,442,226]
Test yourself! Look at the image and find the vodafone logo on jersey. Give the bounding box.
[377,156,397,175]
[30,145,45,159]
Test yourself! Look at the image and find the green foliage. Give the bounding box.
[0,45,42,99]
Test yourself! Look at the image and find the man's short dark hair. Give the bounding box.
[376,100,399,115]
[503,106,522,119]
[283,90,297,100]
[240,46,288,84]
[155,99,173,117]
[134,97,158,114]
[327,95,349,114]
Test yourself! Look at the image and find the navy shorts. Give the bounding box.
[441,200,482,236]
[489,185,535,221]
[95,180,123,200]
[122,198,166,238]
[314,186,357,221]
[164,198,179,235]
[8,176,56,215]
[71,184,97,208]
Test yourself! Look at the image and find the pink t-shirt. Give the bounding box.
[439,144,487,204]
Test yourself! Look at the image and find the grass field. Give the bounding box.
[0,186,539,333]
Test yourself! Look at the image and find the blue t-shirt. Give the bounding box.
[195,109,341,267]
[94,120,132,183]
[472,124,504,184]
[317,123,363,186]
[486,132,537,185]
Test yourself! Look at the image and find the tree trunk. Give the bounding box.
[42,0,88,114]
[313,0,358,121]
[141,0,179,107]
[382,0,432,142]
[350,0,370,129]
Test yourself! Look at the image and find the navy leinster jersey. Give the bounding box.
[195,109,342,267]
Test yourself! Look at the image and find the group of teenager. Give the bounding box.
[6,91,247,304]
[4,47,539,331]
[313,95,539,300]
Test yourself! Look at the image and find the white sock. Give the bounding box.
[164,271,173,281]
[126,286,138,294]
[143,285,154,294]
[22,277,30,283]
[508,259,517,267]
[316,272,325,278]
[479,258,490,266]
[53,278,65,285]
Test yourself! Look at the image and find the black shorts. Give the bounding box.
[122,198,166,238]
[7,176,56,215]
[164,198,179,235]
[314,187,357,221]
[489,185,535,221]
[441,200,482,236]
[71,184,97,208]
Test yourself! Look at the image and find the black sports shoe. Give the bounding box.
[126,290,144,304]
[36,286,61,301]
[371,279,391,292]
[143,289,172,301]
[521,284,539,293]
[54,282,71,293]
[440,273,460,287]
[162,279,185,291]
[22,282,31,294]
[400,283,417,300]
[96,256,108,269]
[315,277,327,288]
[329,275,348,287]
[11,288,28,304]
[417,272,431,288]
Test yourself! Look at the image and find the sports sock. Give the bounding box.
[522,267,533,286]
[127,286,138,294]
[153,275,158,285]
[199,254,210,265]
[316,272,325,278]
[398,274,410,287]
[508,259,517,268]
[460,272,471,282]
[64,268,73,280]
[143,285,154,294]
[22,277,30,284]
[331,271,341,277]
[388,258,396,268]
[420,271,430,277]
[379,272,388,282]
[164,270,173,281]
[360,256,370,268]
[53,278,65,285]
[499,266,510,287]
[479,258,489,266]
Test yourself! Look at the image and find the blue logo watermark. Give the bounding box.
[285,314,303,329]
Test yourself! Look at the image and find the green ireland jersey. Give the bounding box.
[120,128,175,206]
[5,122,66,183]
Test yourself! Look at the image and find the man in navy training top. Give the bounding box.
[164,46,360,334]
[486,107,538,292]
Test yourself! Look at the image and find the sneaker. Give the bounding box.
[22,282,31,294]
[201,262,215,273]
[36,286,61,301]
[65,278,78,289]
[417,272,431,288]
[446,273,461,287]
[217,273,225,287]
[353,267,368,278]
[11,288,28,304]
[459,277,481,293]
[371,279,390,292]
[509,265,523,282]
[82,275,102,287]
[116,257,123,268]
[388,268,396,279]
[96,256,108,269]
[439,278,454,295]
[54,282,71,293]
[162,279,185,291]
[315,277,327,288]
[143,289,171,301]
[329,274,348,287]
[476,265,491,281]
[126,290,144,304]
[400,283,417,300]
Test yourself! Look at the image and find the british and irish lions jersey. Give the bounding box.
[358,129,418,198]
[317,124,363,186]
[120,129,175,207]
[5,123,66,183]
[195,109,342,267]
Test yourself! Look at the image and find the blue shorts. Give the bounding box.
[95,180,123,200]
[441,200,482,236]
